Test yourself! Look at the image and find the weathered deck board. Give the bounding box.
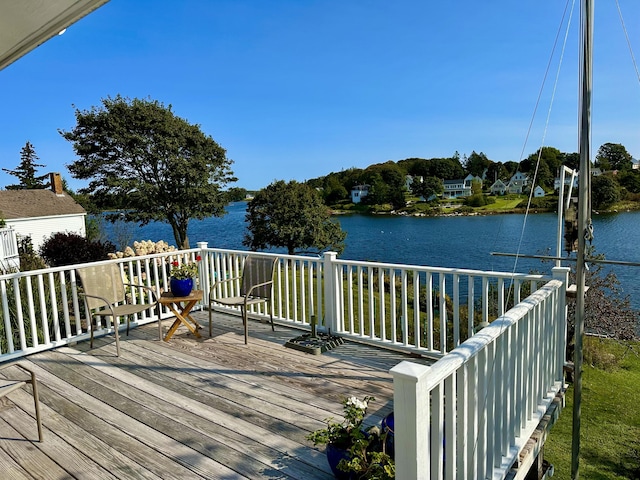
[0,311,431,479]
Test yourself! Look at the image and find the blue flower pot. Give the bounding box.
[382,412,395,458]
[325,443,353,479]
[170,277,193,297]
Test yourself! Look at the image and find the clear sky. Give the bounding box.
[1,0,639,192]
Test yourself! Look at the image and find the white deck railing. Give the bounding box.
[391,268,568,480]
[0,244,556,361]
[0,227,19,272]
[200,246,549,357]
[0,244,568,478]
[0,249,201,361]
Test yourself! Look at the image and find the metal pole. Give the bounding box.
[572,1,593,478]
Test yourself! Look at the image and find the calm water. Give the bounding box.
[97,203,640,308]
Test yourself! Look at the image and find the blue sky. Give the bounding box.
[1,0,639,192]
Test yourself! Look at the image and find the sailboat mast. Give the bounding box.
[572,0,593,478]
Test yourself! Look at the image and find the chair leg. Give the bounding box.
[29,372,43,442]
[209,303,213,337]
[269,302,275,332]
[114,317,121,357]
[89,315,94,348]
[157,303,163,341]
[242,307,248,345]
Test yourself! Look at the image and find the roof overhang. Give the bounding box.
[0,0,110,71]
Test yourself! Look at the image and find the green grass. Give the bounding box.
[476,195,527,211]
[544,338,640,479]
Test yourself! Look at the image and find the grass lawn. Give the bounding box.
[544,338,640,479]
[477,196,526,211]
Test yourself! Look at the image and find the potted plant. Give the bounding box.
[169,255,201,297]
[307,396,395,479]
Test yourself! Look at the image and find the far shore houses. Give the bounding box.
[348,166,613,204]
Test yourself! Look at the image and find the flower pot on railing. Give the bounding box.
[170,277,193,297]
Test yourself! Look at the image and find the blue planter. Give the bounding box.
[382,412,395,458]
[170,277,193,297]
[325,443,353,480]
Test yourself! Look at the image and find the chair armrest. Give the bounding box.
[209,276,242,298]
[0,362,38,384]
[245,280,274,300]
[123,283,159,303]
[79,292,117,316]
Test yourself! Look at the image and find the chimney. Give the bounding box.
[50,172,63,195]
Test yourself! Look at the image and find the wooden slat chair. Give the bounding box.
[0,363,43,442]
[209,255,277,344]
[76,262,159,356]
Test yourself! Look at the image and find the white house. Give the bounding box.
[443,174,482,199]
[350,184,369,204]
[0,173,87,251]
[489,179,507,195]
[507,171,530,194]
[533,185,546,197]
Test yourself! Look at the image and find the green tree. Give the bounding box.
[464,151,490,178]
[411,176,443,200]
[595,143,633,172]
[244,180,346,255]
[61,95,235,249]
[521,147,561,188]
[591,175,620,210]
[2,141,48,190]
[560,151,580,171]
[225,187,248,202]
[618,170,640,194]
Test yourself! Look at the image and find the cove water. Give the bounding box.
[96,203,640,310]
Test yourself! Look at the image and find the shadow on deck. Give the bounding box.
[0,311,432,479]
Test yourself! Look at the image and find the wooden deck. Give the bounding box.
[0,311,431,479]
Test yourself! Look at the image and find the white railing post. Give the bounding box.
[552,266,570,384]
[390,361,432,480]
[197,242,209,303]
[323,251,339,333]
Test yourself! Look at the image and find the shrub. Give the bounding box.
[464,194,494,207]
[18,236,47,271]
[583,336,621,371]
[40,232,115,267]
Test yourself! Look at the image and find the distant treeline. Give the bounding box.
[305,143,640,210]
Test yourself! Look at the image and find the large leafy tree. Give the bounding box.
[61,96,235,249]
[595,142,633,172]
[3,141,48,189]
[591,174,620,210]
[244,180,346,255]
[411,176,443,200]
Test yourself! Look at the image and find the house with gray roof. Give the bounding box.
[0,173,86,251]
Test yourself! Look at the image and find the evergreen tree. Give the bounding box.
[3,141,48,189]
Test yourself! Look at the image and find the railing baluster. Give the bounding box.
[378,267,385,341]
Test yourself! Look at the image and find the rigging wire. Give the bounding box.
[615,0,640,85]
[513,0,576,276]
[472,0,576,469]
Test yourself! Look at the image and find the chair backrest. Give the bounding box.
[240,256,277,299]
[76,263,126,310]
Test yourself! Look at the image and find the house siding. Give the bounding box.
[6,214,86,251]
